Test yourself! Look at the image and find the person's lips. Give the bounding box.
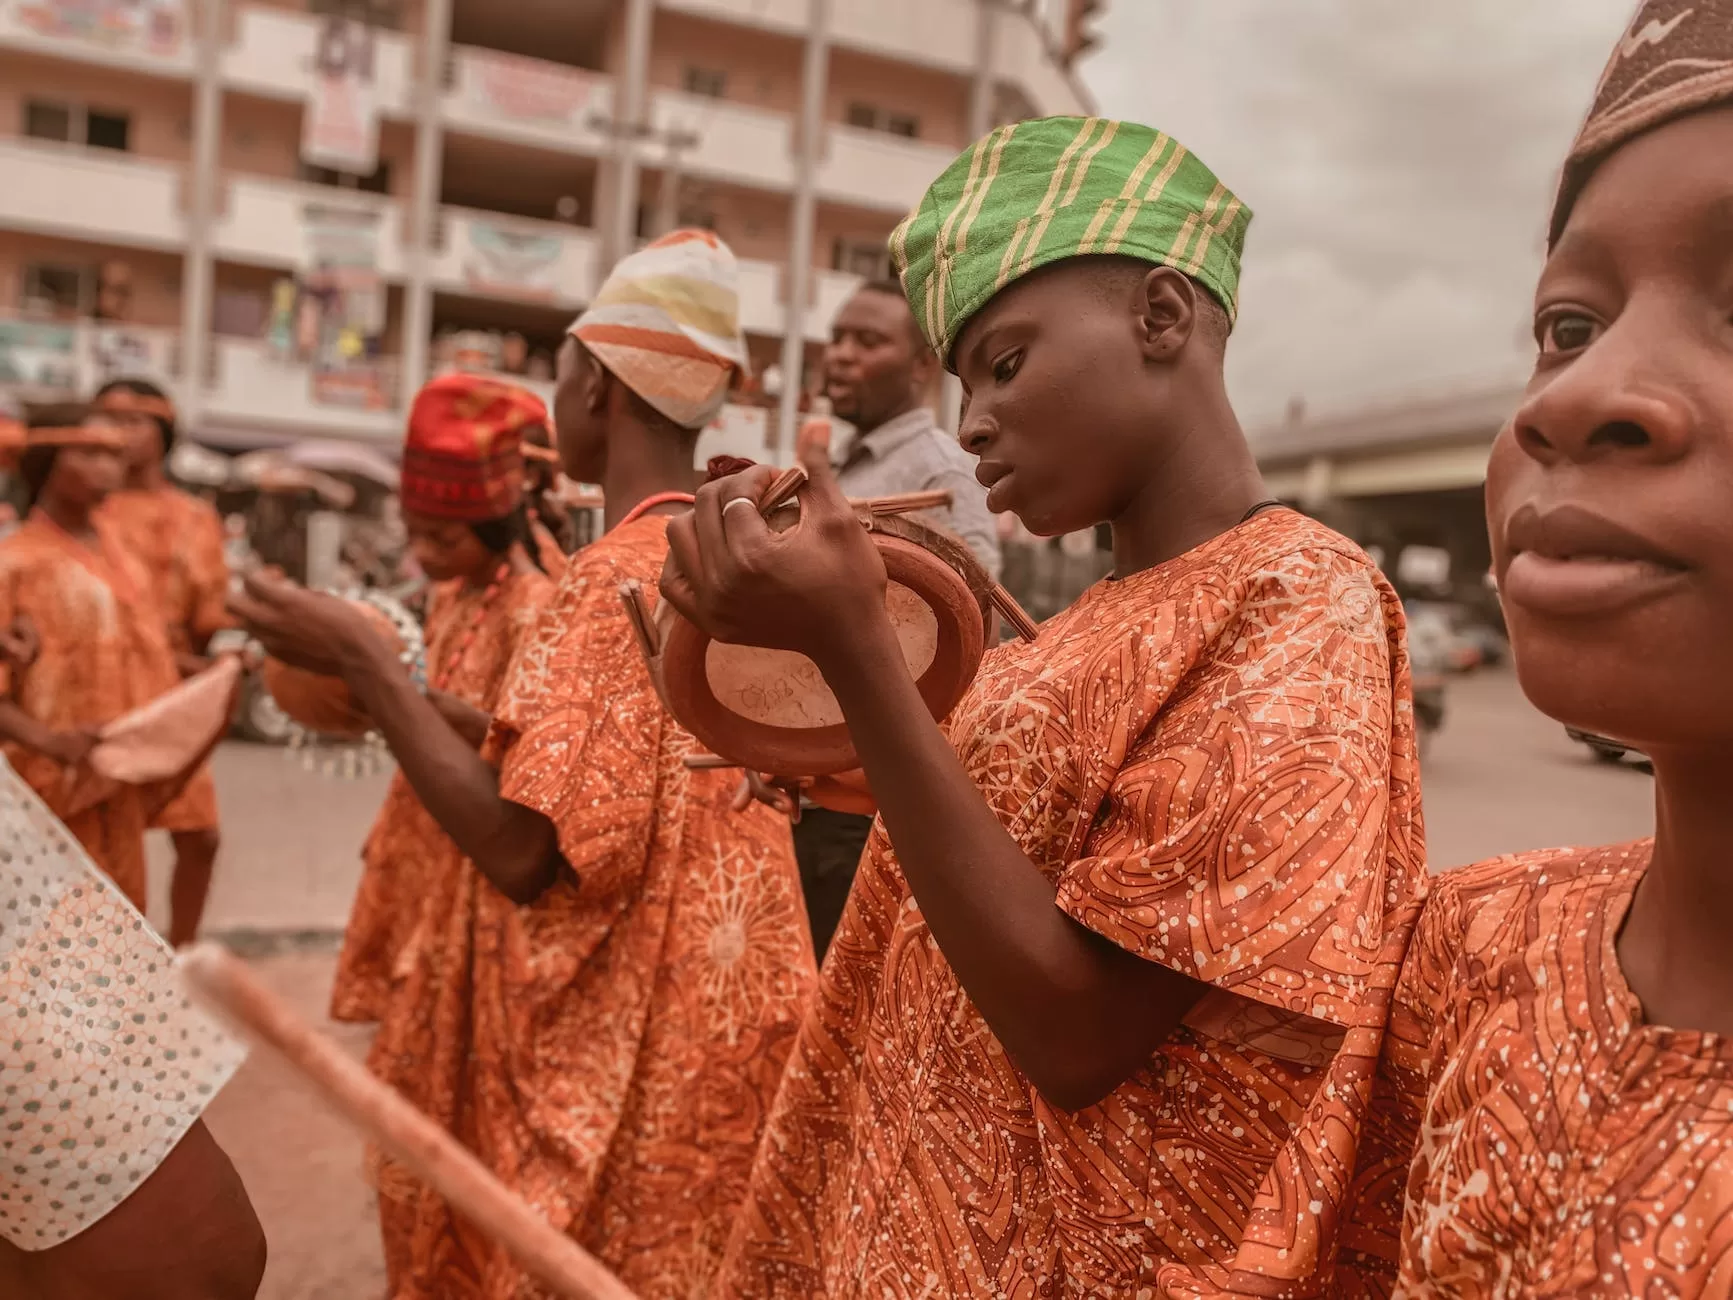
[1500,503,1689,619]
[975,461,1015,512]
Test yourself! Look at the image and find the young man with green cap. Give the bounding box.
[663,117,1426,1297]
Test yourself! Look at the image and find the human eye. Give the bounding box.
[1534,306,1603,355]
[991,348,1024,384]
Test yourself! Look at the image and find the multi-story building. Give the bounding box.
[0,0,1100,454]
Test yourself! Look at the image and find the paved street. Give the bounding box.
[163,667,1654,1299]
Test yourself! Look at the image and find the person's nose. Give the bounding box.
[1511,315,1696,470]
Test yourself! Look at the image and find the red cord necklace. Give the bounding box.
[615,492,695,529]
[433,561,510,691]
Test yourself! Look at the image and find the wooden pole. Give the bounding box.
[177,944,638,1300]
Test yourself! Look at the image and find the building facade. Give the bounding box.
[0,0,1097,451]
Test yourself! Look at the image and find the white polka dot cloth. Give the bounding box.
[0,756,245,1250]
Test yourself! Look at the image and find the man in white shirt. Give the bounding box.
[0,755,262,1298]
[794,281,1002,957]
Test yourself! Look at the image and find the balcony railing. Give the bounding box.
[0,138,186,249]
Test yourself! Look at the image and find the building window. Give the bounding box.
[23,100,73,143]
[298,159,392,195]
[844,102,919,139]
[22,100,132,151]
[683,66,727,99]
[85,110,131,152]
[834,237,891,280]
[22,263,87,317]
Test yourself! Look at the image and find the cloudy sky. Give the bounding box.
[1079,2,1636,434]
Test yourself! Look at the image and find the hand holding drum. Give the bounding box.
[643,446,1035,785]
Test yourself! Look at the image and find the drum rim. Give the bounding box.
[659,530,989,776]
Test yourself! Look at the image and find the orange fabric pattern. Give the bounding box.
[1336,839,1733,1298]
[104,485,231,833]
[101,485,231,656]
[714,508,1426,1299]
[371,514,816,1300]
[329,567,554,1026]
[0,514,184,908]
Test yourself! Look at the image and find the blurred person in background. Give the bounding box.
[0,407,203,924]
[792,279,1003,958]
[94,378,229,946]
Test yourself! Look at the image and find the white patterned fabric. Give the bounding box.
[0,755,245,1250]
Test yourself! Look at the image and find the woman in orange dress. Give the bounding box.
[321,375,559,1282]
[93,378,230,946]
[0,412,185,910]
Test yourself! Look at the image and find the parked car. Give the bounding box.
[1405,603,1451,755]
[1566,727,1652,769]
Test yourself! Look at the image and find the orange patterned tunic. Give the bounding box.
[102,484,231,832]
[374,513,816,1300]
[0,514,184,908]
[329,566,554,1025]
[714,508,1427,1299]
[1336,840,1733,1298]
[101,485,231,656]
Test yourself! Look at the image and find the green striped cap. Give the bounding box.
[890,116,1252,366]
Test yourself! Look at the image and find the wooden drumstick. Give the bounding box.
[176,944,638,1300]
[757,465,809,515]
[684,752,741,771]
[618,581,660,660]
[988,584,1041,643]
[854,489,955,517]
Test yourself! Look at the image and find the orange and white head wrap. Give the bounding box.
[569,228,749,431]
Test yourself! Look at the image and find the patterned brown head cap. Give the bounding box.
[1552,1,1733,243]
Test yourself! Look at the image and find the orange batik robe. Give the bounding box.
[102,484,231,832]
[371,513,817,1300]
[0,513,187,907]
[713,508,1428,1300]
[328,566,555,1025]
[1335,839,1733,1298]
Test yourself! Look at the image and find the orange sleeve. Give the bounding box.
[1054,547,1407,1029]
[1332,879,1461,1290]
[486,550,662,907]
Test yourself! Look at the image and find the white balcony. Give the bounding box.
[214,176,408,279]
[204,337,403,442]
[430,208,601,308]
[0,137,186,249]
[737,259,860,341]
[0,312,180,401]
[0,0,195,78]
[444,47,955,213]
[223,4,413,115]
[443,44,615,154]
[819,127,955,213]
[658,0,1091,116]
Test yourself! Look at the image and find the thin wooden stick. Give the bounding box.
[757,465,808,515]
[684,752,742,771]
[988,582,1041,642]
[176,945,638,1300]
[853,489,954,517]
[617,581,660,660]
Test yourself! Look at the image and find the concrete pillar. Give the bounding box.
[938,0,1000,435]
[604,0,656,269]
[177,0,223,428]
[774,0,831,462]
[399,0,454,402]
